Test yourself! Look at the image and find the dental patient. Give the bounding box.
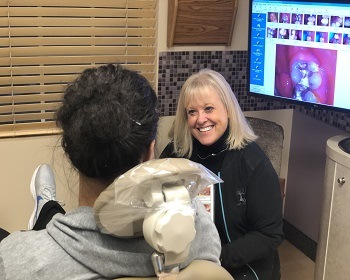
[0,63,221,279]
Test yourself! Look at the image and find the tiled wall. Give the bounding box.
[158,50,350,134]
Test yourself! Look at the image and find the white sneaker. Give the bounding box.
[28,164,57,230]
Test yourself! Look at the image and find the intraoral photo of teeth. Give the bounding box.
[274,45,337,105]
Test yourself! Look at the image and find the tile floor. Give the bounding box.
[279,240,315,280]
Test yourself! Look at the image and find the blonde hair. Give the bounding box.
[171,69,257,158]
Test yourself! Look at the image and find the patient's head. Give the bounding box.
[56,63,158,183]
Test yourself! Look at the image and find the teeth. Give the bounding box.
[303,91,318,102]
[199,126,213,132]
[291,59,322,102]
[309,72,321,89]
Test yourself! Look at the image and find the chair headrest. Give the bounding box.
[93,158,222,274]
[93,158,221,237]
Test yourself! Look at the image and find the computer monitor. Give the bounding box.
[248,0,350,112]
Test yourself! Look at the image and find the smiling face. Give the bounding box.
[185,88,229,146]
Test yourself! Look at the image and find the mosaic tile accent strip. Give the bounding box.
[158,50,350,134]
[283,219,317,261]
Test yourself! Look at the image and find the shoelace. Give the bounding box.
[41,187,65,206]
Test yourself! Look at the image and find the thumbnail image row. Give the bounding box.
[268,12,350,28]
[266,28,350,44]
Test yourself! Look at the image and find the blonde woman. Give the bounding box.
[161,69,284,280]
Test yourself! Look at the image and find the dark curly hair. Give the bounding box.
[55,63,158,182]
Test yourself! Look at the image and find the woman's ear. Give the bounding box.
[143,140,156,162]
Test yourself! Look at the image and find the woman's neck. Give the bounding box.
[78,174,109,207]
[191,127,229,174]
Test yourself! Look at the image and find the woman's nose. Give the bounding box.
[197,112,208,124]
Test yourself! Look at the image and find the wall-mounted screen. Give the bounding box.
[248,0,350,112]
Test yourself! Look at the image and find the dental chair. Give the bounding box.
[246,116,285,199]
[93,158,234,280]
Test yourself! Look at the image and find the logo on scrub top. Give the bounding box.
[236,188,246,205]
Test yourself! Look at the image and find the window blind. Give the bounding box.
[0,0,157,138]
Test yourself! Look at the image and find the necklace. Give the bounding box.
[197,147,228,160]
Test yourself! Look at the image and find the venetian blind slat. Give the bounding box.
[0,102,60,114]
[0,0,157,138]
[0,112,56,123]
[5,0,156,9]
[5,18,156,28]
[0,64,155,76]
[5,7,156,18]
[0,55,156,66]
[0,92,62,102]
[0,37,156,47]
[0,27,156,37]
[0,71,154,86]
[0,122,60,138]
[5,46,155,56]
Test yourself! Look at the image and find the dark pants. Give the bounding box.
[0,227,9,242]
[0,201,65,242]
[32,200,66,230]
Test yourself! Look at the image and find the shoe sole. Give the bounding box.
[28,165,41,230]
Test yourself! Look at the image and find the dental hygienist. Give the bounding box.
[160,69,284,280]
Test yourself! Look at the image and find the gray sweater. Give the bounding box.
[0,198,220,280]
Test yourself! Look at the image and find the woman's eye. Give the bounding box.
[205,106,214,112]
[187,110,196,116]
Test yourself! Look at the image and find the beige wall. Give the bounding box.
[0,135,78,232]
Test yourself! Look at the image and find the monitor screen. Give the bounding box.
[248,0,350,112]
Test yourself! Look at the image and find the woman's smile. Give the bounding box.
[198,125,214,132]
